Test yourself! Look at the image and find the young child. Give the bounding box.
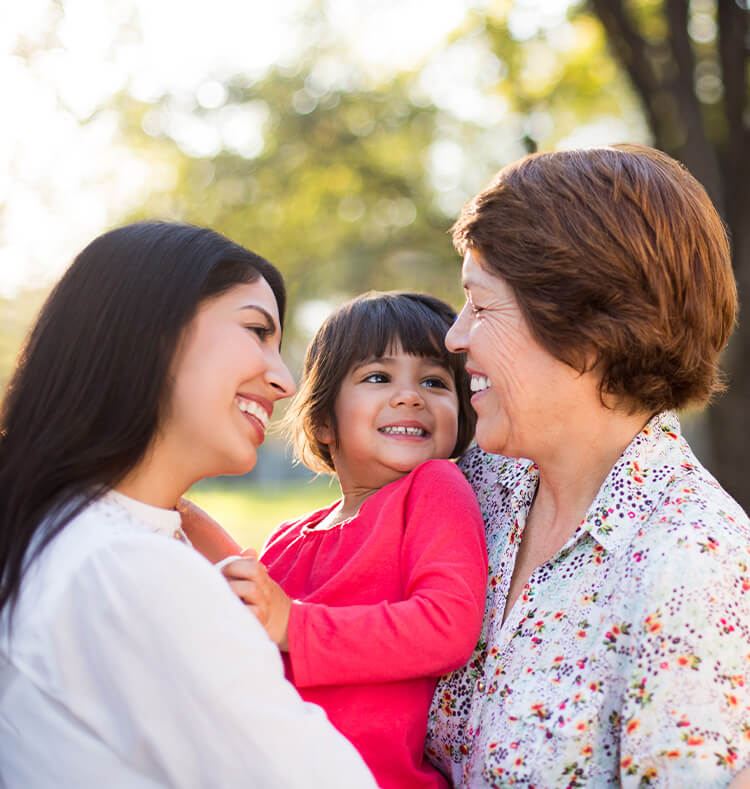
[221,292,487,789]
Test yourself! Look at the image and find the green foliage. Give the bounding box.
[121,69,463,312]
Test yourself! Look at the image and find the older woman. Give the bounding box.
[425,145,749,786]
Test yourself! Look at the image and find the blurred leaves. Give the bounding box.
[3,0,747,505]
[114,0,647,360]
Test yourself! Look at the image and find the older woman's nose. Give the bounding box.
[446,303,470,353]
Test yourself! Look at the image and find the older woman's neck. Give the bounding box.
[503,405,653,624]
[531,406,652,543]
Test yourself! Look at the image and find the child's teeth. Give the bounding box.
[235,398,269,429]
[470,375,492,393]
[380,426,425,436]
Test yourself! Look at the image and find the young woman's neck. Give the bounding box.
[114,447,190,511]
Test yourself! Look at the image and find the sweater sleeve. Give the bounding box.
[287,461,488,688]
[40,535,378,789]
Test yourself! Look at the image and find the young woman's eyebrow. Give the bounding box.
[235,304,279,334]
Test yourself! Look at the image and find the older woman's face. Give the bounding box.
[447,250,590,459]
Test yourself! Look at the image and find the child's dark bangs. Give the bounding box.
[390,317,450,363]
[351,299,451,365]
[394,298,453,363]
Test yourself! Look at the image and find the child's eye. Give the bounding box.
[362,372,389,384]
[422,376,449,389]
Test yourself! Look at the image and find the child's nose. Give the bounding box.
[391,387,424,408]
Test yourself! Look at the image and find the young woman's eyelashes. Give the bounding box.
[245,323,274,341]
[239,305,278,343]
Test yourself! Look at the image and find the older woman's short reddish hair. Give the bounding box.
[452,144,737,412]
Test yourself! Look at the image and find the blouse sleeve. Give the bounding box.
[287,462,488,688]
[617,525,750,786]
[41,535,378,789]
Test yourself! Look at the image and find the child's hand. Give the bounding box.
[220,557,291,651]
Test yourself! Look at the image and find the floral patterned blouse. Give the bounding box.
[426,411,750,787]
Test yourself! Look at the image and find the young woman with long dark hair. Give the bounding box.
[0,222,377,788]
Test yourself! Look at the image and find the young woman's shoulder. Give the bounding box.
[4,495,253,679]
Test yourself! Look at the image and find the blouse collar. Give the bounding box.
[104,489,183,539]
[488,411,698,558]
[579,411,694,555]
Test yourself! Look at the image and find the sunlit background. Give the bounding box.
[2,0,747,540]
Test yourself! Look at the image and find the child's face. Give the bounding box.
[319,345,460,492]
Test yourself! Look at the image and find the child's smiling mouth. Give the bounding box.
[378,422,429,438]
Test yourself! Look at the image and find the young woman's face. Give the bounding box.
[319,345,459,493]
[161,278,295,483]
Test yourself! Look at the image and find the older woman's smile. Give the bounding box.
[469,374,492,393]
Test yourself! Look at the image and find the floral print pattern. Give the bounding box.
[426,412,750,787]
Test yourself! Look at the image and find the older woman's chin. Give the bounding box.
[473,414,513,457]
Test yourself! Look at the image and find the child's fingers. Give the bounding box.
[219,557,262,581]
[228,578,268,606]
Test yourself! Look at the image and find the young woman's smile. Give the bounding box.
[234,394,273,444]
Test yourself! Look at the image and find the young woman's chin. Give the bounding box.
[204,444,259,480]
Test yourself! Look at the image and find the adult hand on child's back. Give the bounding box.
[221,556,291,651]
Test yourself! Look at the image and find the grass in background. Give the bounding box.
[186,477,340,551]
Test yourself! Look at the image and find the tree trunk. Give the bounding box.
[586,0,750,512]
[708,213,750,511]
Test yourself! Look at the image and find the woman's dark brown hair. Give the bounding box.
[452,144,737,413]
[287,291,476,474]
[0,221,286,617]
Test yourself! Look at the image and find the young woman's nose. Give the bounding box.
[445,303,470,353]
[265,353,296,400]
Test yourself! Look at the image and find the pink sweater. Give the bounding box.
[260,460,487,789]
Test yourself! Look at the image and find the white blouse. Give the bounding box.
[0,490,378,788]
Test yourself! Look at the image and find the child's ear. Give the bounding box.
[314,421,334,445]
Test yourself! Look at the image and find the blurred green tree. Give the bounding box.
[119,3,644,364]
[8,0,741,501]
[582,0,749,508]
